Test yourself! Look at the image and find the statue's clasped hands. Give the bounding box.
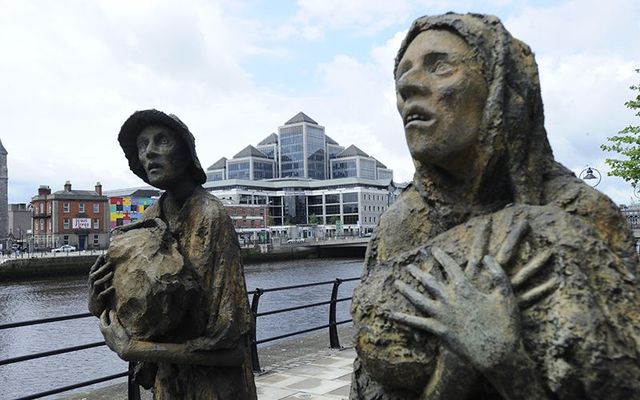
[390,221,559,373]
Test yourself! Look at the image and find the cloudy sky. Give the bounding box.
[1,0,639,205]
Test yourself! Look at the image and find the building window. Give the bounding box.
[64,218,69,229]
[344,215,358,224]
[93,235,99,246]
[228,161,251,180]
[39,220,43,230]
[130,204,138,212]
[93,218,99,229]
[116,204,123,212]
[63,235,69,245]
[48,221,52,231]
[79,203,85,213]
[116,218,123,226]
[39,203,44,214]
[93,203,99,213]
[63,203,70,213]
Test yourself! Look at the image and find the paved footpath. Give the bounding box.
[64,325,356,400]
[255,346,354,399]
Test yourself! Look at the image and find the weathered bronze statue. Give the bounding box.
[88,110,257,399]
[350,13,640,399]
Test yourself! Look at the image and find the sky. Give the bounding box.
[1,0,639,205]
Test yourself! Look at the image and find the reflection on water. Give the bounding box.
[0,257,362,399]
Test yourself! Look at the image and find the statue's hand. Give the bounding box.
[391,247,521,373]
[99,309,133,360]
[88,255,115,316]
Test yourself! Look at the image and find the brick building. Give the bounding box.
[221,201,270,244]
[31,181,110,250]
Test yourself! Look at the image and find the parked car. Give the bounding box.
[52,245,76,253]
[286,238,305,244]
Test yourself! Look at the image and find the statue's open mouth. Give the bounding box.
[403,109,435,127]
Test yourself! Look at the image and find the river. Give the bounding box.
[0,257,363,400]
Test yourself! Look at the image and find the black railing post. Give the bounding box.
[127,362,141,400]
[250,288,263,372]
[329,278,342,349]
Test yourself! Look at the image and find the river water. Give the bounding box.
[0,257,363,400]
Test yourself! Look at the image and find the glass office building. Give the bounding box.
[206,112,393,183]
[279,125,305,178]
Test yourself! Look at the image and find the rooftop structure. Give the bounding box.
[206,112,393,183]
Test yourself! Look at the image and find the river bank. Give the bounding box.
[1,259,362,399]
[0,246,365,282]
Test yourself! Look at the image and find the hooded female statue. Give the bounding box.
[350,13,640,399]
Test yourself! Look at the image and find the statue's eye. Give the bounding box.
[137,138,149,152]
[159,136,169,145]
[433,61,454,76]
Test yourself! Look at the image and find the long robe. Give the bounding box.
[350,179,640,399]
[139,186,256,400]
[351,13,640,398]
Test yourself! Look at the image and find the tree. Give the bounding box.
[308,214,320,225]
[601,69,640,186]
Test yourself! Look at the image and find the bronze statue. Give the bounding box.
[350,13,640,399]
[88,110,257,399]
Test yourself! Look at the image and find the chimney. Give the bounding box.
[38,185,51,196]
[64,181,71,192]
[95,181,102,195]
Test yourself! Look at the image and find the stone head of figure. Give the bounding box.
[395,13,556,205]
[396,28,488,177]
[118,110,207,190]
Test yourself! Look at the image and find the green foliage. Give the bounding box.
[601,69,640,186]
[308,214,320,225]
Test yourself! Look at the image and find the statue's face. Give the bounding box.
[136,125,190,189]
[396,29,488,171]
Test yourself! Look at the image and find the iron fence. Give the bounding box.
[0,276,360,400]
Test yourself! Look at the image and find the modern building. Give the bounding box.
[31,181,110,250]
[206,112,393,183]
[204,112,396,237]
[205,177,393,237]
[103,187,161,230]
[0,139,8,251]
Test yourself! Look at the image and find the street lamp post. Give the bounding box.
[579,166,602,187]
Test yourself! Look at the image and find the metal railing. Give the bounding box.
[0,276,360,400]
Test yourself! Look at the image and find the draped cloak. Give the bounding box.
[350,13,640,400]
[138,187,256,400]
